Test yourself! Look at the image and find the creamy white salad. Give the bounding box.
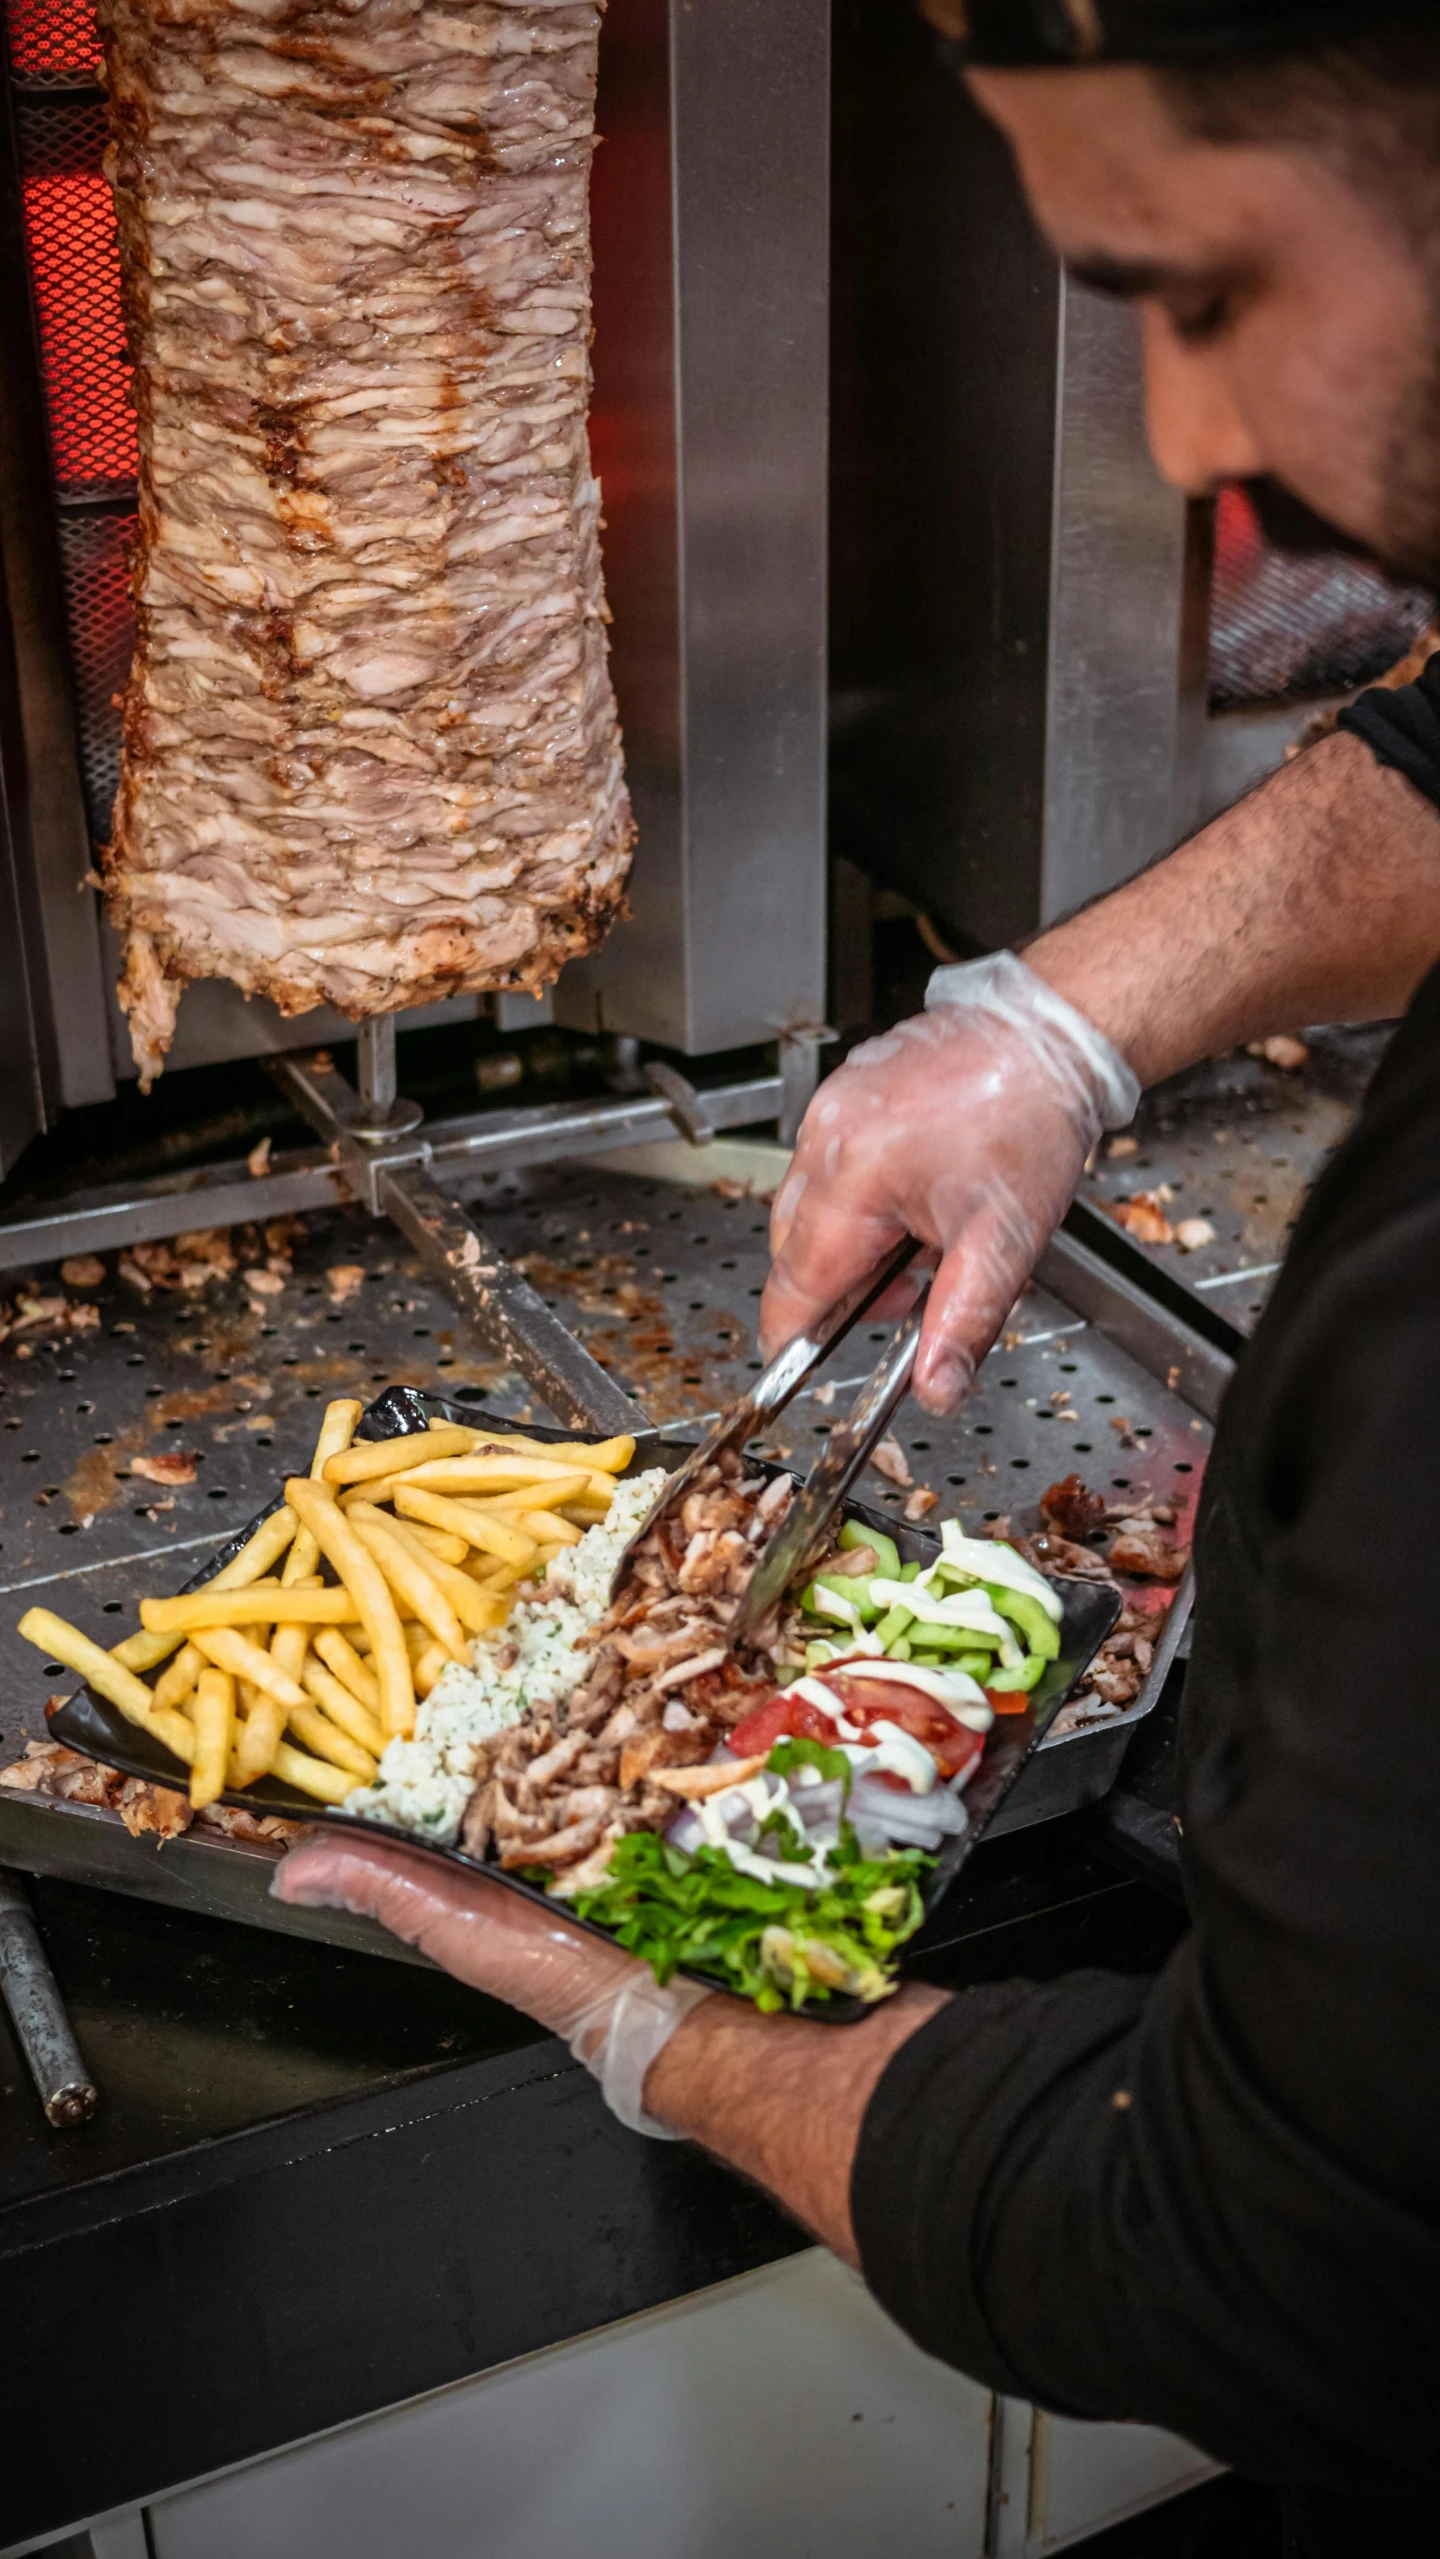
[345,1468,667,1845]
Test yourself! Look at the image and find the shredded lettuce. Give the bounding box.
[768,1732,852,1795]
[572,1827,931,2011]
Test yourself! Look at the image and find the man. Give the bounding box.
[276,4,1440,2538]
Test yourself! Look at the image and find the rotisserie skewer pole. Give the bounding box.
[99,0,633,1084]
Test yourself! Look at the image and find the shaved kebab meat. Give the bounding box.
[462,1450,795,1886]
[99,0,633,1083]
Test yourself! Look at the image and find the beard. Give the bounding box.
[1240,356,1440,594]
[1376,346,1440,590]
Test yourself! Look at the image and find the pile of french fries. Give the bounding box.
[18,1401,636,1815]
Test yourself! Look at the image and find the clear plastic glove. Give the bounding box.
[760,951,1139,1415]
[274,1833,711,2137]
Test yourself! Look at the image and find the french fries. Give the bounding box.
[483,1471,592,1517]
[285,1478,416,1739]
[111,1505,301,1672]
[234,1693,287,1787]
[236,1614,312,1785]
[347,1511,468,1663]
[284,1399,361,1585]
[211,1505,301,1588]
[349,1506,510,1638]
[270,1740,360,1805]
[110,1627,186,1676]
[403,1521,469,1566]
[392,1483,536,1571]
[396,1454,606,1499]
[17,1607,198,1766]
[512,1511,583,1548]
[153,1640,205,1715]
[457,1431,635,1474]
[139,1586,361,1633]
[412,1638,448,1698]
[190,1667,235,1809]
[322,1424,475,1487]
[284,1698,378,1784]
[300,1658,386,1757]
[312,1627,381,1715]
[16,1413,636,1808]
[193,1625,309,1711]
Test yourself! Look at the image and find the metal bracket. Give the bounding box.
[268,1049,644,1435]
[777,1022,836,1147]
[0,1069,785,1272]
[644,1059,715,1145]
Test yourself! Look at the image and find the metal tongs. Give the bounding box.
[610,1238,933,1645]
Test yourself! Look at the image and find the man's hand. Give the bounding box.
[763,736,1440,1416]
[274,1833,710,2134]
[274,1832,948,2250]
[761,954,1137,1415]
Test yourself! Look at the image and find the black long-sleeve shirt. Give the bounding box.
[853,813,1440,2492]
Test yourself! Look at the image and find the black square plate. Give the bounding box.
[50,1385,1121,2019]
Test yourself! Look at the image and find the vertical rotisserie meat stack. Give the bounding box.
[98,0,632,1082]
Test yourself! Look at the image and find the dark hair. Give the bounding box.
[1156,30,1440,247]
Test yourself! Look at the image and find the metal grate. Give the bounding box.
[1208,484,1431,712]
[0,1167,1211,1766]
[56,507,133,841]
[14,92,136,494]
[1080,1023,1392,1335]
[3,0,102,84]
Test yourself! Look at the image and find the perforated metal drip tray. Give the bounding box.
[0,1158,1225,1958]
[1079,1023,1392,1337]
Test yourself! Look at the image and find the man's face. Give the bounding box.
[970,64,1440,585]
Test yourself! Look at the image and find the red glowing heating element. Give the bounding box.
[5,0,101,80]
[20,169,136,488]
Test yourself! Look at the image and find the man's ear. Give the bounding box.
[916,0,969,36]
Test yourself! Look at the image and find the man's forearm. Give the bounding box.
[643,1982,948,2260]
[1025,733,1440,1089]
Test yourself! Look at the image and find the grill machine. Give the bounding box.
[0,0,832,1411]
[0,0,1381,1939]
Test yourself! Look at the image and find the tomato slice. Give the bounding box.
[730,1689,846,1755]
[728,1693,793,1757]
[732,1669,987,1787]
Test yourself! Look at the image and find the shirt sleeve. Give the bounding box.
[1336,649,1440,808]
[851,1937,1440,2494]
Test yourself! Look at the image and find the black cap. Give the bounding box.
[956,0,1438,66]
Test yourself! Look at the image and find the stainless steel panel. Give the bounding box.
[1040,279,1202,921]
[828,16,1206,949]
[554,0,829,1055]
[828,13,1057,951]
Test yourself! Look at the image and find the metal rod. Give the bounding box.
[349,1018,422,1142]
[0,1076,783,1273]
[643,1060,714,1145]
[356,1018,397,1118]
[378,1162,644,1435]
[0,1866,97,2126]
